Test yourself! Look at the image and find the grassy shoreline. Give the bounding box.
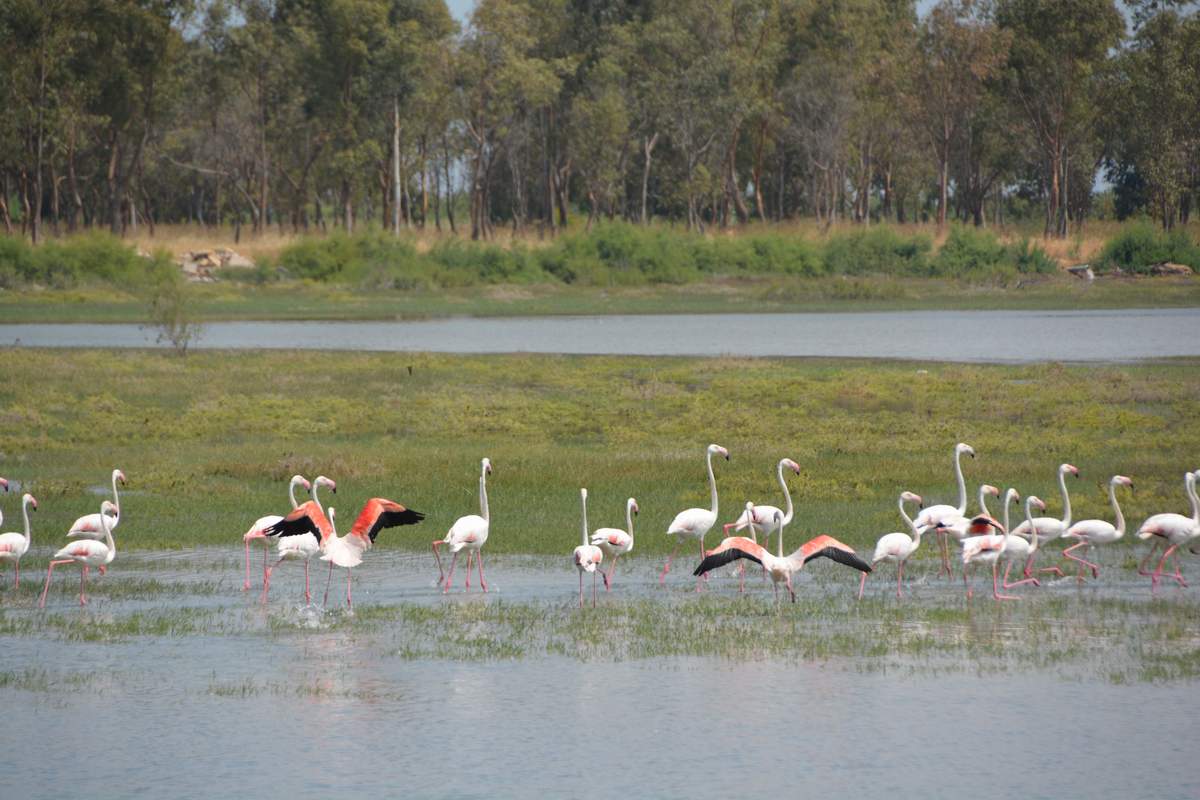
[2,275,1198,324]
[2,349,1197,557]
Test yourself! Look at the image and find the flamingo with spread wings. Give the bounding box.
[263,495,423,609]
[694,512,871,603]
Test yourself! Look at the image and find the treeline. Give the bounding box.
[2,0,1199,244]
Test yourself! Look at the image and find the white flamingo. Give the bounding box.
[242,474,312,591]
[955,513,1011,601]
[722,458,801,589]
[1136,470,1200,593]
[39,501,118,608]
[0,493,38,588]
[912,442,975,577]
[977,484,1001,517]
[590,497,637,591]
[1061,476,1133,582]
[265,496,424,609]
[1011,462,1079,577]
[66,469,127,539]
[261,476,337,604]
[660,443,729,591]
[574,489,604,608]
[999,493,1047,590]
[695,512,871,603]
[434,457,492,593]
[857,491,924,600]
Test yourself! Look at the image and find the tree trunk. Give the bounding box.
[640,132,658,225]
[393,96,401,236]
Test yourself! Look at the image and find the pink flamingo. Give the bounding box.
[912,443,975,577]
[1061,476,1133,582]
[265,495,424,609]
[434,458,492,593]
[858,491,923,600]
[574,489,604,607]
[695,512,871,603]
[38,501,117,607]
[0,493,37,588]
[722,458,801,590]
[590,497,637,591]
[999,494,1047,590]
[1136,470,1200,593]
[242,474,312,591]
[260,476,336,604]
[1011,463,1079,577]
[954,513,1011,600]
[661,444,729,591]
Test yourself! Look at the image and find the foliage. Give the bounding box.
[0,232,158,289]
[144,252,204,355]
[824,228,932,276]
[1096,223,1200,273]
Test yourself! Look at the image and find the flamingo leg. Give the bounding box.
[304,560,311,604]
[592,570,598,608]
[443,552,460,594]
[323,561,334,607]
[938,531,951,578]
[262,557,287,604]
[464,551,473,591]
[477,551,488,593]
[243,539,252,591]
[79,565,89,606]
[1169,551,1187,586]
[578,571,584,608]
[897,560,904,599]
[786,574,796,603]
[38,559,73,608]
[432,540,445,585]
[1151,544,1181,593]
[346,569,353,608]
[14,560,19,589]
[992,561,1019,600]
[772,580,779,605]
[1137,542,1162,576]
[262,542,270,588]
[659,541,681,584]
[963,563,973,600]
[858,570,868,601]
[602,557,615,591]
[695,539,706,593]
[1003,560,1040,589]
[1062,542,1099,580]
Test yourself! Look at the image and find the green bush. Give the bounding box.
[824,227,931,276]
[928,227,1055,278]
[0,232,159,289]
[1096,223,1200,274]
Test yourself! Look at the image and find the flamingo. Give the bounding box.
[0,476,8,525]
[574,489,604,608]
[694,511,871,603]
[66,469,127,539]
[912,442,975,577]
[923,483,1002,556]
[955,512,1012,600]
[999,494,1047,590]
[241,474,313,591]
[722,458,801,589]
[1011,463,1079,577]
[434,457,492,593]
[590,497,637,591]
[661,443,729,591]
[38,501,117,608]
[265,495,424,609]
[1136,470,1200,593]
[857,491,924,600]
[0,493,37,588]
[977,484,1001,518]
[1060,476,1133,582]
[261,476,337,604]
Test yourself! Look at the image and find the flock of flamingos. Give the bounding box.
[2,441,1199,609]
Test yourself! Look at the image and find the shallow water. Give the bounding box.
[4,308,1200,361]
[2,549,1198,799]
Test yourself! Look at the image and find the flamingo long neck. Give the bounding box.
[1002,496,1011,536]
[111,471,122,514]
[899,496,920,541]
[22,497,32,544]
[1109,480,1126,537]
[776,520,785,559]
[100,509,115,555]
[777,461,795,525]
[1185,474,1198,526]
[626,501,635,537]
[310,482,324,514]
[978,486,992,518]
[288,478,303,509]
[480,473,490,522]
[953,449,968,515]
[580,492,589,547]
[1024,500,1037,555]
[1058,468,1073,528]
[706,450,718,516]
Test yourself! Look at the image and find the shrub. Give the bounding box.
[1096,223,1200,274]
[0,232,154,288]
[823,227,931,276]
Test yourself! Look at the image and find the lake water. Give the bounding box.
[3,307,1199,361]
[2,550,1197,799]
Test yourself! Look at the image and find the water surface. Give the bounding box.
[3,308,1199,361]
